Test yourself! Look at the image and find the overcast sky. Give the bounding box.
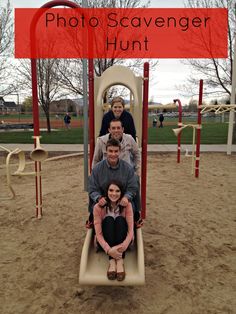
[5,0,195,104]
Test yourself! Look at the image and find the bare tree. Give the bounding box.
[57,59,84,96]
[178,0,235,98]
[58,0,157,99]
[178,0,236,142]
[83,0,152,76]
[0,0,14,95]
[16,59,62,132]
[15,0,157,133]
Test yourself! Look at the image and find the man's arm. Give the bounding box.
[88,166,102,203]
[123,163,138,201]
[99,112,110,136]
[92,138,103,169]
[126,112,136,140]
[130,137,141,176]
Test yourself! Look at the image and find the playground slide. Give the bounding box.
[79,228,145,286]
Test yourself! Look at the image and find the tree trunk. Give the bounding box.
[233,115,236,144]
[46,113,51,133]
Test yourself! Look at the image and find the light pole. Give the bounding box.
[17,94,20,121]
[227,33,236,155]
[82,0,89,191]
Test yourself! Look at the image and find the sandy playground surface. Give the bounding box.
[0,151,235,314]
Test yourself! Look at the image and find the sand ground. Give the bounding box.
[0,152,235,314]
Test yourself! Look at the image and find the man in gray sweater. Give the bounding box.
[92,119,141,176]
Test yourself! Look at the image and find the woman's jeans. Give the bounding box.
[102,216,128,259]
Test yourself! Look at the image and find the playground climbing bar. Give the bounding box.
[141,62,149,219]
[195,79,203,178]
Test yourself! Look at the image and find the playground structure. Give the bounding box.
[173,123,202,175]
[1,0,236,287]
[0,145,84,202]
[26,0,148,286]
[172,79,236,177]
[171,80,207,177]
[93,65,143,144]
[199,104,236,114]
[171,80,203,178]
[79,228,145,286]
[0,139,47,204]
[79,62,149,286]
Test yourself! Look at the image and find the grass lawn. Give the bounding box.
[149,122,228,144]
[0,128,84,144]
[0,122,228,144]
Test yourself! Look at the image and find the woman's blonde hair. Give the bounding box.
[111,96,125,108]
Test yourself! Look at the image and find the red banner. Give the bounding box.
[15,8,228,58]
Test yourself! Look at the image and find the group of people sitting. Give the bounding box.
[87,96,142,282]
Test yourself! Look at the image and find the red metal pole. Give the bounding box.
[31,59,42,218]
[31,59,40,136]
[41,0,79,9]
[88,59,95,171]
[141,62,149,220]
[195,79,203,178]
[173,99,183,163]
[30,1,80,218]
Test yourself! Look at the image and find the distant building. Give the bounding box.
[50,98,83,115]
[0,97,4,108]
[72,98,83,115]
[0,97,17,113]
[148,101,163,115]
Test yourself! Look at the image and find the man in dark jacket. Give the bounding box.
[159,113,164,128]
[64,112,71,129]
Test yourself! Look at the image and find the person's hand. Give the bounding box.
[115,245,125,253]
[98,197,107,206]
[108,246,123,260]
[119,197,129,207]
[136,169,141,177]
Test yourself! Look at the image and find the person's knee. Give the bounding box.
[103,216,114,223]
[115,216,126,224]
[115,216,127,228]
[103,216,115,225]
[102,216,115,234]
